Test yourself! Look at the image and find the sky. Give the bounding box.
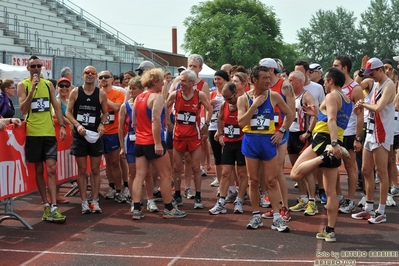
[71,0,372,55]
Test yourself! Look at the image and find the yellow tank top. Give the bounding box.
[22,78,55,137]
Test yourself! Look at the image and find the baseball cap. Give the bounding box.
[84,129,100,144]
[259,58,282,73]
[57,77,71,85]
[393,56,399,62]
[135,60,155,71]
[363,57,383,75]
[309,63,323,73]
[177,66,186,70]
[382,59,393,66]
[275,58,284,68]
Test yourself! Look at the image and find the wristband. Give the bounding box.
[358,69,364,78]
[204,122,210,127]
[306,129,312,134]
[60,124,66,128]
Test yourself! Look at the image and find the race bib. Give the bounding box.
[366,112,375,134]
[105,111,115,124]
[224,124,240,138]
[129,131,136,142]
[274,111,279,126]
[176,110,196,125]
[77,111,96,127]
[31,97,50,112]
[211,110,219,123]
[250,114,270,130]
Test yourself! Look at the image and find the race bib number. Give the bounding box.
[224,124,240,138]
[366,112,375,134]
[77,111,96,127]
[250,114,270,130]
[129,131,136,142]
[211,110,219,123]
[31,97,50,112]
[105,111,115,124]
[176,110,196,125]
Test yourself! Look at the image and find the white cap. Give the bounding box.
[259,58,282,73]
[84,129,100,144]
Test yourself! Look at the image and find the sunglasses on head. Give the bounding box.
[30,64,42,69]
[99,75,111,80]
[84,70,97,75]
[224,92,236,101]
[58,84,70,88]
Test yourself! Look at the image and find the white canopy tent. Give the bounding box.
[199,63,216,79]
[0,63,48,83]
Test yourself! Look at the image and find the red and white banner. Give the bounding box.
[0,121,105,200]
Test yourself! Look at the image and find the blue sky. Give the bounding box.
[72,0,370,55]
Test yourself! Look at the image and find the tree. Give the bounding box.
[296,7,362,73]
[182,0,283,68]
[359,0,399,59]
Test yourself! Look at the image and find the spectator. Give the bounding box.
[0,79,16,118]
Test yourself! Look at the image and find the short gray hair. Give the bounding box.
[60,67,72,77]
[289,70,305,85]
[180,69,197,82]
[187,54,204,67]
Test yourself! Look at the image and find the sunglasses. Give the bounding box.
[84,70,97,75]
[99,75,111,80]
[224,93,236,101]
[58,84,70,88]
[29,64,42,69]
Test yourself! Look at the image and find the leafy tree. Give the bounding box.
[182,0,283,68]
[296,7,362,73]
[359,0,399,59]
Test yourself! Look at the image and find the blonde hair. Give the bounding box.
[234,72,247,83]
[141,68,163,88]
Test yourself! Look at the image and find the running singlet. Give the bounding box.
[289,90,309,132]
[174,89,201,140]
[269,78,286,131]
[313,90,352,142]
[104,88,125,134]
[366,79,395,144]
[22,78,54,137]
[209,90,224,131]
[242,90,276,135]
[125,101,136,153]
[222,102,243,142]
[73,86,102,132]
[342,80,360,136]
[135,91,165,145]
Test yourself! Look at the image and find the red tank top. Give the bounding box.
[135,91,155,145]
[195,79,205,91]
[270,78,285,130]
[174,89,202,140]
[222,102,243,142]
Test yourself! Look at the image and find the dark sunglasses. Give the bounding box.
[224,93,236,101]
[99,75,111,80]
[29,64,42,69]
[84,70,97,75]
[58,84,70,88]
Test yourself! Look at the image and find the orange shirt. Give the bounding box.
[104,89,125,134]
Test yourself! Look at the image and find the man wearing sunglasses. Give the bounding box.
[17,55,67,223]
[98,70,126,204]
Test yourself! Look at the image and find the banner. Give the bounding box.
[0,121,105,200]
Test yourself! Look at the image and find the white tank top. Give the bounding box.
[343,80,359,136]
[289,90,309,132]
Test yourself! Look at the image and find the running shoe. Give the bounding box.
[104,187,116,199]
[289,198,308,212]
[47,208,66,223]
[368,211,386,224]
[386,194,396,207]
[357,194,367,208]
[42,205,51,221]
[163,208,187,219]
[260,194,271,208]
[194,198,204,209]
[351,210,375,220]
[184,188,195,199]
[210,178,219,187]
[173,196,183,206]
[147,200,159,212]
[339,199,356,213]
[82,201,92,214]
[153,190,163,202]
[280,207,291,222]
[316,230,336,242]
[325,144,350,158]
[271,216,290,232]
[294,182,298,188]
[324,196,345,210]
[121,187,131,203]
[390,186,399,197]
[375,175,380,184]
[304,201,318,216]
[132,209,145,220]
[90,200,102,214]
[233,199,244,214]
[209,200,227,215]
[86,193,92,202]
[130,202,134,213]
[225,190,238,203]
[261,209,274,219]
[115,193,127,203]
[319,190,327,204]
[200,166,207,176]
[246,214,263,229]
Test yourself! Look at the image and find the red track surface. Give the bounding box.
[1,160,399,266]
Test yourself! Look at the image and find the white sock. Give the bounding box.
[229,186,236,193]
[377,204,386,215]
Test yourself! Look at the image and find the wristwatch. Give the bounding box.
[279,127,286,134]
[60,124,66,128]
[306,129,312,134]
[331,141,338,147]
[204,122,210,127]
[101,121,106,125]
[355,136,363,142]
